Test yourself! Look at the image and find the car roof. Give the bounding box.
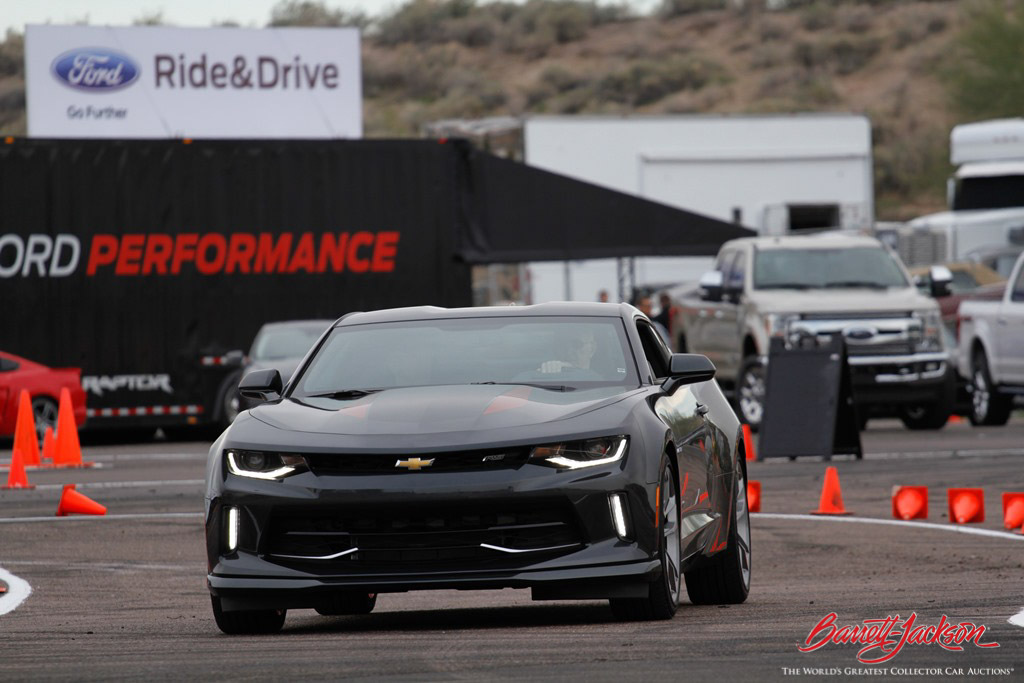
[258,319,335,330]
[336,302,638,327]
[721,231,884,251]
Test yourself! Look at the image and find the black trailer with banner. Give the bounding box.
[0,138,751,434]
[0,139,473,432]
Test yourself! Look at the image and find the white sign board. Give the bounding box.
[26,25,362,139]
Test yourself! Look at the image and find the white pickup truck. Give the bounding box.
[957,251,1024,425]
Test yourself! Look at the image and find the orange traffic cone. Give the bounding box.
[4,449,34,490]
[55,485,106,516]
[947,488,984,524]
[1001,493,1024,530]
[892,486,928,520]
[811,466,851,515]
[748,480,761,513]
[11,390,41,466]
[742,424,757,461]
[53,388,92,468]
[41,427,56,464]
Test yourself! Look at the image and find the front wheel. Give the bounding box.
[899,402,951,430]
[736,357,765,432]
[969,351,1012,427]
[684,460,751,605]
[610,460,680,621]
[211,596,286,635]
[31,396,59,441]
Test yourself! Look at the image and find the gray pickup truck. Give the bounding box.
[957,251,1024,426]
[676,233,955,430]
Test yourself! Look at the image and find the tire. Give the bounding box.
[610,460,680,621]
[736,356,765,432]
[315,592,377,616]
[211,596,286,635]
[31,396,58,441]
[216,370,244,430]
[968,350,1012,427]
[684,460,751,605]
[899,402,951,430]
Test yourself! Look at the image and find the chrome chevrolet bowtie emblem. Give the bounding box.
[395,457,435,470]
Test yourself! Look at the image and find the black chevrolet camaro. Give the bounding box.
[205,302,751,634]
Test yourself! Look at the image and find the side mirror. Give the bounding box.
[662,353,716,394]
[238,368,283,402]
[929,265,953,298]
[699,271,724,303]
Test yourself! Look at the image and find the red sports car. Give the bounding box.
[0,351,87,438]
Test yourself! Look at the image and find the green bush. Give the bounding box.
[659,0,727,18]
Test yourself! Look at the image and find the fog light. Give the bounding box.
[608,493,631,541]
[226,506,239,552]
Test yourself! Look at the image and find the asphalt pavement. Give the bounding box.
[0,419,1021,680]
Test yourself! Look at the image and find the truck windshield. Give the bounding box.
[292,316,638,395]
[953,175,1024,211]
[754,247,908,290]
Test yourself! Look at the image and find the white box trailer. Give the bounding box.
[524,114,874,234]
[523,114,873,304]
[901,119,1024,273]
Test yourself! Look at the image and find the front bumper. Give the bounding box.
[206,451,663,610]
[846,352,952,406]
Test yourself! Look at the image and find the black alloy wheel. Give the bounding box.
[31,396,59,442]
[610,459,680,621]
[684,459,751,605]
[969,350,1012,427]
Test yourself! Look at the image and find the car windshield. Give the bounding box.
[293,316,639,395]
[251,322,331,361]
[754,247,908,290]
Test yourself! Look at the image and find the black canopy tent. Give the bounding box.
[458,145,756,264]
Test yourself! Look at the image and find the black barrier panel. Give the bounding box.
[0,139,472,425]
[758,336,862,460]
[459,150,756,263]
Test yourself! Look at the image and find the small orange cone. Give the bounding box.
[11,390,41,466]
[947,488,984,524]
[748,480,761,513]
[53,388,92,468]
[811,466,851,515]
[41,427,56,464]
[742,424,757,461]
[1001,493,1024,530]
[55,485,106,516]
[4,448,34,490]
[892,486,928,520]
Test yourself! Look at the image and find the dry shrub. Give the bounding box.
[838,6,873,34]
[800,2,835,31]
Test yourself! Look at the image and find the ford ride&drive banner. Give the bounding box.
[25,25,362,138]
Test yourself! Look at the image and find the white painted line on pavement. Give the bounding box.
[754,513,1024,542]
[0,566,32,616]
[0,512,202,524]
[1010,608,1024,628]
[33,479,204,491]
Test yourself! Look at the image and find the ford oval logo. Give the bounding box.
[51,48,140,92]
[843,326,877,341]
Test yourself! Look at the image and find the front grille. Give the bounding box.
[845,342,914,356]
[262,502,583,569]
[303,448,531,475]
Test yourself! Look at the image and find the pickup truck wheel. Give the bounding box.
[899,403,950,430]
[969,351,1012,426]
[736,357,765,432]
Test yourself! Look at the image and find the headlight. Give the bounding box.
[765,313,798,338]
[530,436,628,470]
[913,310,944,352]
[226,449,306,480]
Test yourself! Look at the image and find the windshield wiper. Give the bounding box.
[307,388,383,400]
[823,281,890,289]
[758,282,814,290]
[471,381,575,392]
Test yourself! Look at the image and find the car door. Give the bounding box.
[995,262,1024,383]
[702,250,743,378]
[692,249,738,373]
[637,319,713,549]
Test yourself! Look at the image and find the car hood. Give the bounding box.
[247,384,641,437]
[754,287,937,315]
